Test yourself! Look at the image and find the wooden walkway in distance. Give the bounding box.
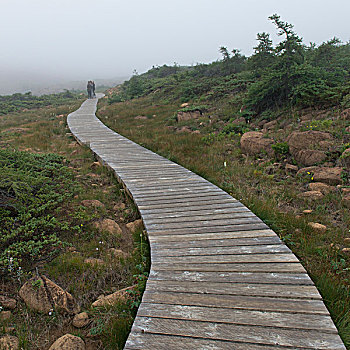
[67,95,346,349]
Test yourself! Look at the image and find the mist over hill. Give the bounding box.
[0,69,128,95]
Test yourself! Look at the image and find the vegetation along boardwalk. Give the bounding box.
[67,95,346,349]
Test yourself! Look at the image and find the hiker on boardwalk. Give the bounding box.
[87,81,93,99]
[92,81,96,97]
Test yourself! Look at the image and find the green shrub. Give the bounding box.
[272,142,289,155]
[0,149,79,275]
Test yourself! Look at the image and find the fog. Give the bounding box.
[1,0,349,94]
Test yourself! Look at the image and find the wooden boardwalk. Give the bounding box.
[68,95,346,349]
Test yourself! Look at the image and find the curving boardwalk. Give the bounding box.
[68,95,346,349]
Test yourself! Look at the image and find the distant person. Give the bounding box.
[87,81,92,99]
[92,81,96,97]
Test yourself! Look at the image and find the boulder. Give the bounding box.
[177,126,192,133]
[177,110,202,122]
[340,148,350,169]
[308,182,333,194]
[108,248,128,259]
[342,195,350,209]
[0,296,16,310]
[263,120,278,130]
[0,311,12,321]
[258,120,268,127]
[19,276,80,314]
[296,166,321,176]
[94,219,122,235]
[92,285,136,308]
[285,164,298,174]
[312,167,343,185]
[341,188,350,195]
[308,222,327,234]
[81,200,104,208]
[341,108,350,120]
[126,219,143,233]
[240,132,274,157]
[294,149,327,167]
[299,191,324,200]
[72,312,90,328]
[287,131,332,166]
[231,117,246,124]
[0,335,19,350]
[49,334,85,350]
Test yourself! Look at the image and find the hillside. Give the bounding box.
[98,14,350,346]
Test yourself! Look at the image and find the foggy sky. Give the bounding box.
[1,0,350,92]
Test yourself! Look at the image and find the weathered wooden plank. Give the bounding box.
[145,279,322,299]
[145,217,264,231]
[142,290,328,314]
[125,333,286,350]
[151,253,298,264]
[150,261,306,273]
[149,229,276,242]
[140,202,246,215]
[131,317,345,349]
[134,192,232,204]
[138,198,240,211]
[144,211,256,225]
[137,303,336,331]
[147,223,269,236]
[151,236,282,249]
[149,270,313,285]
[151,244,290,257]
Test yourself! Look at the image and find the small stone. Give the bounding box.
[90,161,101,168]
[113,203,126,211]
[108,248,128,259]
[302,210,313,214]
[67,246,77,252]
[92,285,136,308]
[49,334,85,350]
[343,238,350,245]
[341,188,350,195]
[342,248,350,255]
[4,327,15,333]
[0,296,16,310]
[299,191,324,200]
[0,335,19,350]
[94,219,122,235]
[0,311,12,321]
[81,199,105,208]
[308,222,327,233]
[84,258,104,266]
[126,219,143,233]
[72,312,90,328]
